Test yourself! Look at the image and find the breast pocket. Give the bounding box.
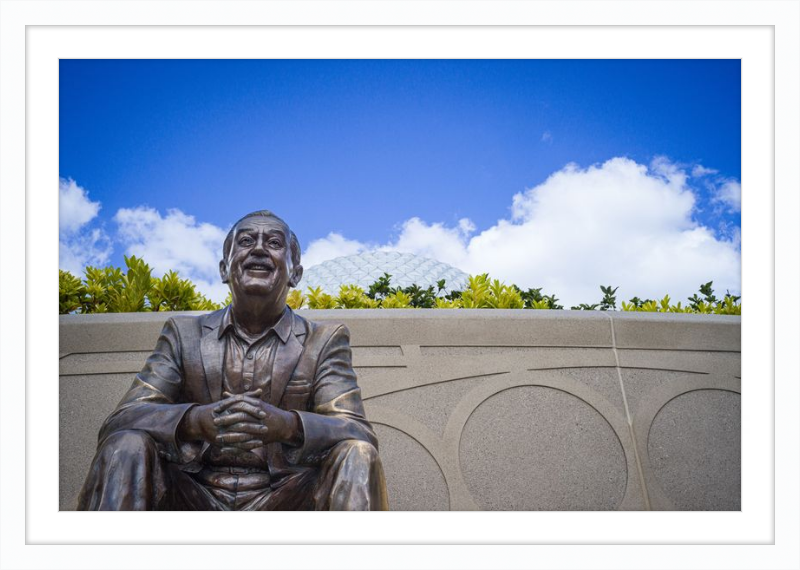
[282,378,312,411]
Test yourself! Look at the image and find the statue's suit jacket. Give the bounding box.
[98,306,377,480]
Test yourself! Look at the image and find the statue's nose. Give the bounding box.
[252,237,269,254]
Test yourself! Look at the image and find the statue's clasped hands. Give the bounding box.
[183,388,300,452]
[213,388,299,451]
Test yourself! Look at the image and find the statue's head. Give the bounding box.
[219,210,303,305]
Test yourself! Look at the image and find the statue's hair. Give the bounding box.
[223,210,301,267]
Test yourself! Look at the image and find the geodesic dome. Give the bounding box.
[299,251,468,295]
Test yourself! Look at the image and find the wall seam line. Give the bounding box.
[608,313,651,511]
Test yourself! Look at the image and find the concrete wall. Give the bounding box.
[60,310,741,511]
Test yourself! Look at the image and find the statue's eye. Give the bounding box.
[239,236,254,246]
[268,239,283,248]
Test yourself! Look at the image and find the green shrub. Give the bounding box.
[335,284,379,309]
[381,290,412,308]
[306,286,337,309]
[460,274,490,308]
[59,257,741,315]
[435,297,462,309]
[620,282,741,315]
[287,289,306,310]
[59,256,226,314]
[515,286,563,310]
[148,269,219,311]
[59,270,85,314]
[487,278,524,309]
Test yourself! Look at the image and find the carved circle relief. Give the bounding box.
[459,386,627,510]
[372,424,450,511]
[647,389,741,510]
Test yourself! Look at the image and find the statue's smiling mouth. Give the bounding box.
[243,261,274,273]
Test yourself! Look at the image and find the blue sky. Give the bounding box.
[59,59,741,306]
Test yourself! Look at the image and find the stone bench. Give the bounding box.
[60,310,740,511]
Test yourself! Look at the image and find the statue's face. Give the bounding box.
[220,216,300,300]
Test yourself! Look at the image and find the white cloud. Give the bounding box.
[649,155,689,189]
[60,178,101,232]
[541,131,553,143]
[379,217,473,267]
[59,228,113,276]
[712,179,741,212]
[114,207,230,302]
[59,178,112,275]
[301,157,741,307]
[302,232,369,268]
[691,164,718,177]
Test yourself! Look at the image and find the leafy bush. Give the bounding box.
[287,289,306,310]
[335,284,379,309]
[60,256,224,314]
[514,286,563,310]
[59,270,85,314]
[60,257,740,316]
[306,286,337,309]
[620,282,741,315]
[452,274,525,309]
[381,290,412,309]
[435,297,462,309]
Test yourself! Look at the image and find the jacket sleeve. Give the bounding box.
[97,317,200,464]
[289,324,377,465]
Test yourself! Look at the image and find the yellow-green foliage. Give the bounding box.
[713,296,741,315]
[287,289,306,310]
[460,274,490,308]
[487,278,524,309]
[60,259,741,316]
[59,256,225,314]
[381,290,412,308]
[621,293,741,315]
[459,274,523,309]
[306,286,337,309]
[435,297,462,309]
[80,256,153,313]
[529,298,552,310]
[148,269,220,311]
[334,284,379,309]
[59,270,85,314]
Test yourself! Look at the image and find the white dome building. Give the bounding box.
[299,251,469,295]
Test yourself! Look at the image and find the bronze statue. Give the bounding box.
[78,210,389,510]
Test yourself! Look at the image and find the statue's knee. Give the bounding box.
[331,439,379,464]
[98,430,157,458]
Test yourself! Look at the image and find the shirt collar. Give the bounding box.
[218,304,293,344]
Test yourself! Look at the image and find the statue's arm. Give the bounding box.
[289,324,377,464]
[97,317,198,462]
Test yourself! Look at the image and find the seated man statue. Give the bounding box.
[78,210,389,510]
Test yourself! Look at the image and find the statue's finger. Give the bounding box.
[225,401,266,419]
[234,440,264,451]
[215,396,242,413]
[218,446,257,455]
[226,422,269,435]
[213,412,254,426]
[215,432,253,444]
[215,389,263,412]
[227,395,266,410]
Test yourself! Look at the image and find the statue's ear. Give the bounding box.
[289,264,303,288]
[219,260,229,284]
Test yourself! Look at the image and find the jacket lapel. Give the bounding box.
[269,316,305,406]
[200,309,226,402]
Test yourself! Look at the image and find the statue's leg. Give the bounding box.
[76,430,169,511]
[238,469,317,511]
[166,467,232,510]
[311,440,389,511]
